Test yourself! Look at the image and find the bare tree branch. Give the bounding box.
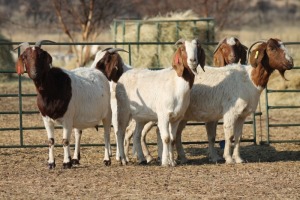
[52,0,75,43]
[82,0,94,41]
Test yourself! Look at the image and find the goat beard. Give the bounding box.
[279,70,288,81]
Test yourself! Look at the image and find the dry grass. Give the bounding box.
[0,76,300,199]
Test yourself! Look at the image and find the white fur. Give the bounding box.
[175,64,261,164]
[113,39,200,166]
[137,64,261,164]
[71,48,132,165]
[125,39,293,165]
[279,42,293,62]
[226,37,236,46]
[44,66,112,166]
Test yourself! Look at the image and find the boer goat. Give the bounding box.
[113,38,205,166]
[15,41,124,168]
[213,37,248,67]
[173,38,294,164]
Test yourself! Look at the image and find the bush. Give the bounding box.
[0,34,15,80]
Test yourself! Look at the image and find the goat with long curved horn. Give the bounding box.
[35,40,56,48]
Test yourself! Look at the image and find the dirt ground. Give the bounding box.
[0,142,300,199]
[0,78,300,199]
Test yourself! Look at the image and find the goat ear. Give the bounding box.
[213,50,225,67]
[172,48,184,77]
[46,52,52,65]
[95,57,109,79]
[110,55,124,82]
[249,43,267,68]
[197,46,206,70]
[16,57,25,75]
[99,54,123,82]
[239,45,248,65]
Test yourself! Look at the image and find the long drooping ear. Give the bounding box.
[109,55,124,82]
[213,37,226,54]
[197,45,206,71]
[239,44,248,64]
[96,53,123,82]
[213,49,225,67]
[249,43,267,68]
[46,52,53,65]
[16,56,25,75]
[172,47,184,77]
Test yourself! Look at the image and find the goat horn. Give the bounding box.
[106,48,129,53]
[35,40,56,48]
[103,47,113,52]
[213,37,227,54]
[247,40,266,61]
[13,42,30,51]
[175,38,185,46]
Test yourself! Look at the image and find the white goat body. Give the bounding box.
[113,39,205,166]
[64,68,111,128]
[114,67,192,166]
[175,64,259,163]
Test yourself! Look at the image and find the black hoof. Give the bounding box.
[72,159,80,165]
[139,160,147,165]
[103,160,111,166]
[48,162,56,169]
[63,162,72,169]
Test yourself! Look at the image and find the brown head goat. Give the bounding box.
[213,37,248,67]
[173,38,293,165]
[15,41,126,169]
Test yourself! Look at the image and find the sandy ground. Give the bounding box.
[0,71,299,199]
[0,142,299,199]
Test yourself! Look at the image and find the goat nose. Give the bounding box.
[190,58,196,62]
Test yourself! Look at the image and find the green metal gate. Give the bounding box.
[0,41,299,148]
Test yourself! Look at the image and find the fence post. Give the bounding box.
[265,87,270,144]
[17,48,24,146]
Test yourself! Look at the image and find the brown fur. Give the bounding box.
[172,45,195,88]
[16,47,72,120]
[172,40,205,88]
[197,42,206,71]
[95,52,124,83]
[213,37,247,67]
[16,57,25,75]
[249,38,294,87]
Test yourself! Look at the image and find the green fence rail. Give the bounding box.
[264,73,300,144]
[0,41,299,148]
